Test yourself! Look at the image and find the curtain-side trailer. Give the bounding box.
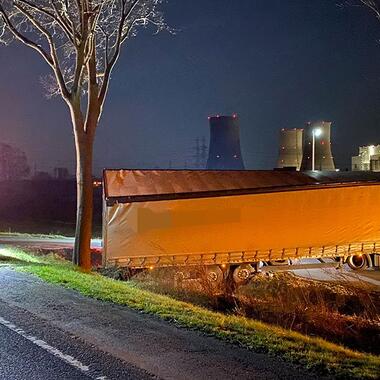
[102,170,380,285]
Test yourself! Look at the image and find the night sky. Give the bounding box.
[1,0,380,175]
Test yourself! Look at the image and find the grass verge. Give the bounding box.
[0,248,379,379]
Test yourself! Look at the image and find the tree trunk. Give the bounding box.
[69,54,100,270]
[72,124,95,270]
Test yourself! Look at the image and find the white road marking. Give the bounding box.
[0,316,108,379]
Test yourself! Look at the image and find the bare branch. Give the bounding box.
[15,0,75,44]
[0,0,169,119]
[341,0,380,20]
[360,0,380,19]
[14,2,71,99]
[0,4,53,66]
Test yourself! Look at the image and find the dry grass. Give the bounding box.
[134,268,380,355]
[236,273,380,354]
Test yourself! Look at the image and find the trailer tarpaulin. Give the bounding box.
[103,170,380,267]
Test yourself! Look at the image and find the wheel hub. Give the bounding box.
[207,272,219,282]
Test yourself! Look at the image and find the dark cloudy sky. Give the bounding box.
[1,0,380,175]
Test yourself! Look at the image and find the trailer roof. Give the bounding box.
[103,169,380,203]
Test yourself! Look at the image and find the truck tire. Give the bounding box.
[232,264,254,285]
[205,265,224,287]
[347,255,367,270]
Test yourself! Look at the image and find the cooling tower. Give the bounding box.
[277,128,304,170]
[300,121,335,171]
[206,115,245,170]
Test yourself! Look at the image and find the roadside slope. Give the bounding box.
[0,267,319,380]
[0,248,379,379]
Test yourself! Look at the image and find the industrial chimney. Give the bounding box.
[206,115,245,170]
[277,128,304,170]
[300,121,335,171]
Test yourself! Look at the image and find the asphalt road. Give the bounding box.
[0,322,86,380]
[0,267,323,380]
[0,234,102,250]
[0,316,146,380]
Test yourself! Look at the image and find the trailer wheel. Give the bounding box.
[347,255,367,270]
[232,264,254,285]
[205,265,224,286]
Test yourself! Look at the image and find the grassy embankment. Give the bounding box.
[0,247,379,380]
[134,267,380,355]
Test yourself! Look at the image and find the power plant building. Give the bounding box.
[300,121,335,171]
[277,128,303,170]
[352,145,380,172]
[206,115,245,170]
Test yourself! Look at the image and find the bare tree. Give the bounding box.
[0,0,168,269]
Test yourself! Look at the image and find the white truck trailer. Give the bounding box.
[102,170,380,285]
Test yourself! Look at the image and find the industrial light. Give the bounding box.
[313,128,322,137]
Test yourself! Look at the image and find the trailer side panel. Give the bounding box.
[104,184,380,267]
